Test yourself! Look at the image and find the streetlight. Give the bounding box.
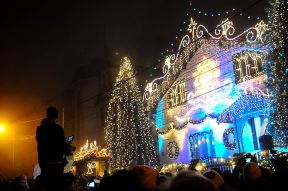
[0,123,15,170]
[0,124,5,133]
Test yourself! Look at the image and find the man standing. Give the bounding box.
[36,106,67,189]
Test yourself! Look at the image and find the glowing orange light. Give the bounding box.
[0,124,5,133]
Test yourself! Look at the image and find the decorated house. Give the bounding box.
[144,17,270,164]
[72,140,109,176]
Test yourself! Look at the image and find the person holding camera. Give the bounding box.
[36,106,74,190]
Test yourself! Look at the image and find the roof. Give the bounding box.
[217,92,270,123]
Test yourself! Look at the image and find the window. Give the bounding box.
[167,81,187,108]
[189,131,215,160]
[232,51,264,84]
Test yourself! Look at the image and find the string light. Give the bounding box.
[140,3,288,167]
[217,90,270,123]
[232,50,265,84]
[105,57,157,171]
[189,5,260,19]
[264,0,288,147]
[222,128,237,150]
[167,141,180,160]
[156,115,218,136]
[161,163,190,175]
[155,56,268,136]
[144,17,268,111]
[74,140,109,162]
[86,162,96,175]
[167,81,187,108]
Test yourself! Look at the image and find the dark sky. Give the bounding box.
[0,0,268,122]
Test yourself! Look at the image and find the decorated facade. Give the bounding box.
[105,57,157,171]
[73,140,109,175]
[144,17,271,164]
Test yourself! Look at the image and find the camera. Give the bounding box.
[245,158,251,162]
[65,135,76,155]
[87,178,98,190]
[87,181,95,188]
[67,135,74,143]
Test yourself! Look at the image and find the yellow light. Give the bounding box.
[192,57,220,96]
[195,164,202,171]
[74,140,109,161]
[0,124,5,133]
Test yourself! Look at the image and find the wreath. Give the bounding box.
[167,141,180,160]
[223,128,236,150]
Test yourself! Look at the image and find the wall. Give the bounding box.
[156,41,269,164]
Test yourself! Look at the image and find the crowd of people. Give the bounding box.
[1,107,287,191]
[0,154,288,191]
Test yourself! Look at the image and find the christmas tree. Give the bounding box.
[105,57,157,171]
[265,0,288,147]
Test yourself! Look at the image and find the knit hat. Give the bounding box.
[243,162,262,180]
[203,169,224,187]
[132,165,158,190]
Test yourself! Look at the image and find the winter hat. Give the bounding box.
[203,169,224,187]
[243,162,262,180]
[132,165,158,190]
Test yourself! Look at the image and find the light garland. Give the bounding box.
[155,76,270,136]
[223,128,236,150]
[105,57,157,171]
[189,6,261,20]
[167,141,180,160]
[175,79,236,123]
[74,140,109,162]
[167,81,187,108]
[144,17,268,112]
[161,2,263,56]
[232,50,265,84]
[160,163,190,174]
[202,158,234,172]
[156,115,218,135]
[86,161,96,175]
[264,0,288,147]
[217,90,271,123]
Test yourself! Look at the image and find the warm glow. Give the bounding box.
[105,57,157,170]
[193,57,220,96]
[74,140,109,161]
[0,124,5,133]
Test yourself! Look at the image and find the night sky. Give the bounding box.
[0,0,268,176]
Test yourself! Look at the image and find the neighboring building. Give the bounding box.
[144,17,270,164]
[72,58,118,147]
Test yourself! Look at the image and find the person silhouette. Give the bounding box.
[36,106,67,190]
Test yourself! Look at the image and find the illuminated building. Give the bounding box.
[73,140,109,176]
[144,17,272,164]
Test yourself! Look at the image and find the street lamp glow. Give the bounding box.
[0,124,5,133]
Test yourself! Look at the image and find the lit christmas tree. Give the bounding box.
[265,0,288,147]
[105,57,157,171]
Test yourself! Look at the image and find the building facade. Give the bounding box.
[144,18,270,164]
